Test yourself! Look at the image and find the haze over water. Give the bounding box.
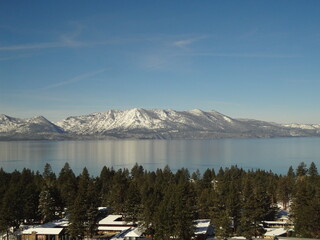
[1,138,320,176]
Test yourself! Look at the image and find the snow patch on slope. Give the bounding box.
[56,108,240,135]
[283,123,320,130]
[0,115,63,134]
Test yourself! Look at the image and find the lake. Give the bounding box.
[1,137,320,176]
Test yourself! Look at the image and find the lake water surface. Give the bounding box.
[1,137,320,176]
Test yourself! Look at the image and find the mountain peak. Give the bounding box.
[188,109,206,115]
[0,114,10,120]
[0,115,63,135]
[31,115,49,121]
[2,109,320,140]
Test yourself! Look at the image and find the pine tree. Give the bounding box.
[201,168,214,189]
[296,162,308,177]
[68,168,90,239]
[309,184,320,238]
[308,162,318,178]
[0,180,24,231]
[277,177,291,210]
[238,174,272,239]
[287,165,295,179]
[238,176,257,239]
[19,169,39,222]
[85,179,99,237]
[124,181,141,224]
[277,166,296,209]
[68,195,87,239]
[154,185,176,240]
[140,174,162,237]
[215,210,232,239]
[86,205,99,238]
[197,188,213,219]
[131,163,144,180]
[173,181,195,240]
[43,163,56,187]
[99,166,115,207]
[23,184,40,223]
[38,186,57,223]
[191,169,201,181]
[57,162,77,209]
[108,169,129,213]
[211,177,234,239]
[291,178,314,237]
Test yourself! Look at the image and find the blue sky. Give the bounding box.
[1,0,320,123]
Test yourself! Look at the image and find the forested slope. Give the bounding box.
[0,162,320,239]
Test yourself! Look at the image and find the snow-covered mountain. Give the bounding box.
[56,108,241,134]
[1,109,319,140]
[282,123,320,130]
[0,114,64,140]
[55,108,320,139]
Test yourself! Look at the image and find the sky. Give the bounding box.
[1,0,320,124]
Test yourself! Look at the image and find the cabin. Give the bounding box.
[264,228,294,239]
[21,228,66,240]
[110,227,151,240]
[262,209,293,229]
[193,219,214,240]
[98,215,135,237]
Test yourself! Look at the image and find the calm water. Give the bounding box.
[0,138,320,176]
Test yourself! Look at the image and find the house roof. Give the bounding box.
[193,219,211,235]
[110,227,143,240]
[41,218,69,228]
[98,226,131,232]
[263,220,290,225]
[124,227,143,237]
[264,228,287,237]
[98,215,133,226]
[110,229,131,239]
[22,228,64,235]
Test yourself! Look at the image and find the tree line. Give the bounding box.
[0,162,320,239]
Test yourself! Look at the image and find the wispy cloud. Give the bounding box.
[0,23,87,51]
[173,39,197,48]
[59,22,85,47]
[0,42,73,51]
[0,37,141,52]
[173,36,207,49]
[42,68,108,90]
[178,52,299,59]
[141,54,173,70]
[0,54,33,61]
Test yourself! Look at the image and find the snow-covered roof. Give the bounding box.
[110,229,130,239]
[98,215,133,226]
[98,226,131,232]
[264,228,287,237]
[41,218,69,228]
[264,220,289,225]
[22,228,63,235]
[193,219,211,235]
[124,227,143,237]
[110,227,143,240]
[98,207,108,211]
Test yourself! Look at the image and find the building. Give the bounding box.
[98,215,135,237]
[263,209,293,238]
[193,219,214,240]
[21,228,65,240]
[110,227,151,240]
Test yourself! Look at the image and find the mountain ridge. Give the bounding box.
[1,108,320,140]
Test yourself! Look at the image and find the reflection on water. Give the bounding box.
[0,138,320,175]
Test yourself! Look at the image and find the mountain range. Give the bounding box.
[1,108,320,140]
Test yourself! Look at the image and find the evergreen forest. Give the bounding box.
[1,162,320,239]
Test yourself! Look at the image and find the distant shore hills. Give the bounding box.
[1,108,320,140]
